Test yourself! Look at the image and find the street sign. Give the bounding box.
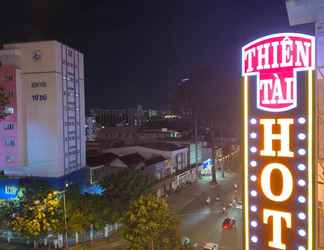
[242,33,315,250]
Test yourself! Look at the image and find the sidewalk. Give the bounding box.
[66,233,127,250]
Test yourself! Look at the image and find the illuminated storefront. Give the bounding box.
[242,33,315,250]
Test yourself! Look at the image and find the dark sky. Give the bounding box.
[0,0,313,115]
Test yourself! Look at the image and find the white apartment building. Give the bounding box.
[0,40,86,177]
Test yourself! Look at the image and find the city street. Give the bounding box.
[168,155,242,250]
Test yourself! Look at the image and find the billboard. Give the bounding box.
[242,33,315,250]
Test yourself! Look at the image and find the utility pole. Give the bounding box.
[194,118,199,170]
[221,127,225,178]
[63,189,68,248]
[211,122,217,184]
[53,183,68,248]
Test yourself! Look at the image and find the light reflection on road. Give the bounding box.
[171,155,242,250]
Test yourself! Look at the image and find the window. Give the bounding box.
[4,106,14,114]
[3,123,14,130]
[4,138,15,146]
[5,155,14,163]
[31,81,46,88]
[3,74,13,81]
[6,89,15,97]
[176,154,183,170]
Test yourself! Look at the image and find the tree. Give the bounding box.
[9,191,62,245]
[0,87,9,120]
[60,185,114,235]
[0,202,16,230]
[7,179,63,247]
[100,169,154,219]
[123,194,182,250]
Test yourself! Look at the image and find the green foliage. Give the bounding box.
[0,201,16,229]
[18,178,51,203]
[63,185,113,232]
[1,171,156,241]
[100,169,154,219]
[7,178,63,239]
[0,87,9,120]
[9,191,62,240]
[123,194,182,250]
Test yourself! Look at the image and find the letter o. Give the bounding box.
[260,163,293,202]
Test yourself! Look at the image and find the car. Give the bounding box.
[215,195,221,201]
[222,217,236,229]
[203,242,219,250]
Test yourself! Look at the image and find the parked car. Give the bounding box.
[215,195,221,201]
[203,242,219,250]
[222,217,236,229]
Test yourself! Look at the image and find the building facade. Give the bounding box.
[85,115,96,141]
[286,2,324,248]
[0,41,86,178]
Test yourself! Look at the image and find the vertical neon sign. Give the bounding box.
[242,33,315,250]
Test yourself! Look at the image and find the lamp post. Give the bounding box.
[54,183,69,248]
[63,184,68,248]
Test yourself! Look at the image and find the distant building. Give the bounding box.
[87,151,168,184]
[105,143,188,174]
[87,142,196,196]
[139,119,191,139]
[85,115,96,141]
[90,105,145,127]
[95,127,139,147]
[0,40,86,178]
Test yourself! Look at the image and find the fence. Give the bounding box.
[0,223,121,248]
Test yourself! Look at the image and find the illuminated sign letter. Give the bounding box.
[257,43,271,70]
[295,41,311,67]
[244,47,256,73]
[263,209,292,250]
[261,163,293,202]
[280,37,293,67]
[260,118,294,157]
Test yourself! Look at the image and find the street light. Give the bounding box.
[54,183,69,248]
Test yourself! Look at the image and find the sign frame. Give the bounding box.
[242,33,316,250]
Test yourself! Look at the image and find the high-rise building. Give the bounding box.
[0,41,85,178]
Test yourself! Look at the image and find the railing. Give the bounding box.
[0,223,121,248]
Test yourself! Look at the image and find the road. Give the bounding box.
[168,154,242,250]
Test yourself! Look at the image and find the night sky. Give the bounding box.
[0,0,313,116]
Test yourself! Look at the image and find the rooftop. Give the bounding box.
[141,142,186,151]
[119,153,145,167]
[87,152,117,167]
[145,156,166,165]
